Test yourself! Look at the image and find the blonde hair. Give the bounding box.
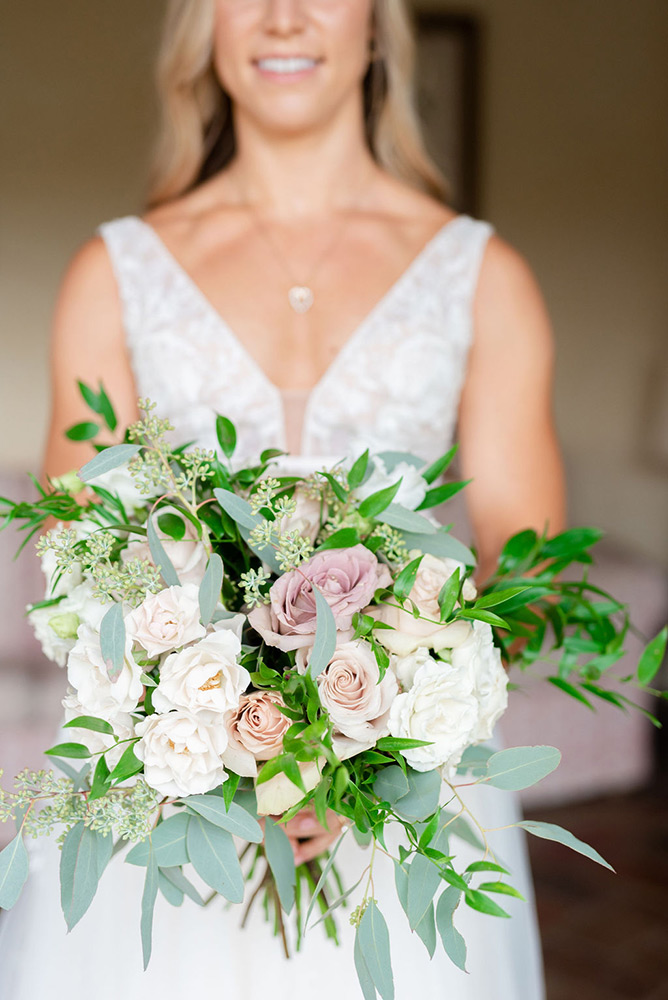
[146,0,448,208]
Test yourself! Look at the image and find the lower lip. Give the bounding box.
[254,62,321,83]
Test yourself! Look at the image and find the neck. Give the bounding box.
[223,96,379,221]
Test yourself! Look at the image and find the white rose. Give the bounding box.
[134,710,228,798]
[370,554,475,656]
[388,658,479,777]
[315,640,398,759]
[29,579,107,667]
[67,624,143,719]
[40,544,83,599]
[62,689,135,770]
[353,457,427,511]
[451,620,508,741]
[390,646,437,692]
[255,760,324,817]
[125,583,205,658]
[278,487,322,544]
[122,508,209,587]
[152,628,250,718]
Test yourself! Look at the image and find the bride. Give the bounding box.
[0,0,565,996]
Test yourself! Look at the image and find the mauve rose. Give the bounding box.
[316,640,398,759]
[370,554,474,656]
[248,544,392,651]
[223,691,291,777]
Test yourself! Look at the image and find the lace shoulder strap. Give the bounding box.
[437,215,495,313]
[96,215,161,348]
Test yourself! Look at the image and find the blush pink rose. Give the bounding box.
[248,544,392,651]
[222,691,291,777]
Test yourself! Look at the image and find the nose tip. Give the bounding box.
[263,0,307,34]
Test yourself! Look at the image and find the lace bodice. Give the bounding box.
[97,214,493,473]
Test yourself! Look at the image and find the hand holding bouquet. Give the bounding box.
[0,385,665,998]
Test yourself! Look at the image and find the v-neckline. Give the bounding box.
[132,213,465,402]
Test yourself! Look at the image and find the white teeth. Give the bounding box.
[257,57,318,74]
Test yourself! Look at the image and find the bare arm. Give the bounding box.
[458,236,566,583]
[43,236,140,482]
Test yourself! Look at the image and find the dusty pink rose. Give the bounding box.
[124,583,205,658]
[248,544,392,651]
[222,691,291,777]
[313,640,398,759]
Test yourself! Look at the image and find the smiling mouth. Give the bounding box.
[254,56,323,76]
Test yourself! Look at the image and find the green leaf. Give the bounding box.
[184,796,262,843]
[100,601,127,682]
[141,846,159,969]
[474,585,533,610]
[264,817,296,914]
[358,901,394,1000]
[198,553,224,626]
[354,930,378,1000]
[499,530,538,570]
[316,528,361,551]
[157,512,186,541]
[108,743,143,784]
[422,445,458,485]
[392,555,423,603]
[465,860,509,875]
[79,443,141,482]
[464,889,511,918]
[375,737,433,751]
[415,901,437,957]
[60,822,102,930]
[401,529,476,566]
[517,820,614,870]
[547,676,595,709]
[407,852,441,930]
[637,626,668,686]
[222,771,240,810]
[304,828,349,930]
[214,487,261,532]
[45,742,91,759]
[542,527,603,559]
[65,421,99,442]
[393,768,441,821]
[148,516,180,586]
[375,504,436,534]
[458,608,509,629]
[308,585,337,678]
[477,881,525,900]
[373,765,410,804]
[126,813,191,868]
[89,755,111,801]
[437,568,460,622]
[97,383,118,432]
[415,479,471,510]
[159,866,204,906]
[186,814,244,903]
[485,746,561,790]
[63,715,114,736]
[215,415,237,459]
[435,886,467,971]
[347,449,370,489]
[0,833,29,909]
[358,478,403,519]
[318,471,349,503]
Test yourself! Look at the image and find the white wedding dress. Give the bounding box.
[0,214,545,998]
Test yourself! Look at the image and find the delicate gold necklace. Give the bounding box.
[236,173,370,314]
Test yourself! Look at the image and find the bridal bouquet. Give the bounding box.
[0,384,665,997]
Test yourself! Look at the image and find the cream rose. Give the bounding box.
[388,658,479,777]
[222,691,291,778]
[62,689,135,770]
[451,620,508,741]
[370,554,474,656]
[66,624,143,719]
[125,583,205,658]
[123,508,209,587]
[390,646,437,692]
[152,627,250,718]
[134,710,228,798]
[315,640,398,758]
[255,760,324,817]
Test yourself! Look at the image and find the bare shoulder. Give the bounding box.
[474,233,554,355]
[54,234,122,335]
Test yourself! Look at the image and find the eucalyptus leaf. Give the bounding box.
[304,828,349,930]
[141,848,159,969]
[213,488,261,531]
[96,831,113,877]
[158,870,184,907]
[184,795,262,843]
[60,822,102,930]
[376,504,437,534]
[159,866,205,906]
[0,833,29,909]
[435,886,467,971]
[186,814,244,903]
[415,902,437,957]
[147,516,180,586]
[100,601,126,683]
[393,768,441,821]
[517,820,614,870]
[126,813,191,868]
[485,746,561,791]
[401,529,476,566]
[79,444,141,482]
[358,901,394,1000]
[373,765,410,805]
[264,817,296,914]
[407,852,441,929]
[198,553,224,626]
[354,930,378,1000]
[376,450,426,473]
[307,585,337,678]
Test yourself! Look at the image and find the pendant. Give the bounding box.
[288,285,314,313]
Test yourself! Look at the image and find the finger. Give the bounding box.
[294,832,339,866]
